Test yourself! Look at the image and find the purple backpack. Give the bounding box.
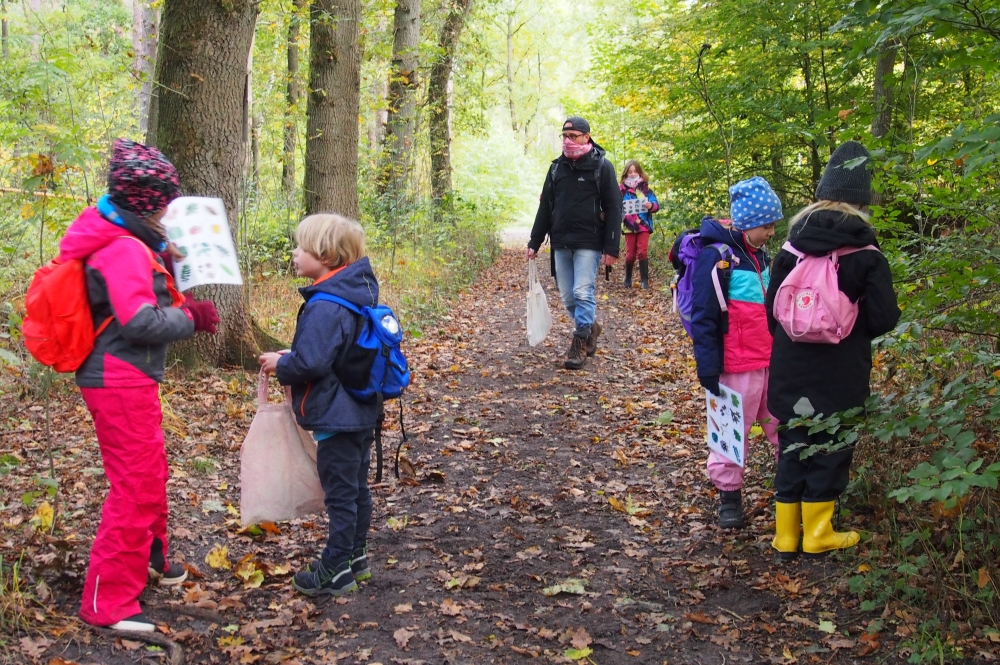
[670,230,736,337]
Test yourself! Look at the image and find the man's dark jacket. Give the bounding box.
[528,141,622,257]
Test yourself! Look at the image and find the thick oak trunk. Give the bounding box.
[872,40,898,140]
[150,0,263,367]
[379,0,421,200]
[304,0,361,217]
[428,0,473,218]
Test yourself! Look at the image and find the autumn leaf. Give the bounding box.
[30,501,54,532]
[205,544,231,570]
[541,578,587,596]
[684,611,717,625]
[977,567,992,589]
[450,630,473,643]
[439,598,462,616]
[564,647,592,660]
[394,603,413,614]
[569,627,592,650]
[394,627,414,648]
[608,496,627,512]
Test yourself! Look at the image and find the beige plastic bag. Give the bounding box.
[239,372,326,526]
[526,259,552,347]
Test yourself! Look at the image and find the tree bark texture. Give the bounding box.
[379,0,421,201]
[282,0,305,196]
[428,0,473,217]
[305,0,362,218]
[132,0,159,136]
[871,40,898,140]
[151,0,262,367]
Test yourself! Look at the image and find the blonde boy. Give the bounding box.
[260,213,380,596]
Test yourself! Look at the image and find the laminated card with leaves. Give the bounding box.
[705,387,745,467]
[163,197,243,291]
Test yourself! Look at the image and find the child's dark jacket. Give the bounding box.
[276,257,382,432]
[765,211,900,422]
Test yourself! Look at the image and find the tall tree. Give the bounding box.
[132,0,159,136]
[150,0,262,366]
[872,39,898,140]
[304,0,362,217]
[379,0,421,200]
[428,0,474,218]
[282,0,305,197]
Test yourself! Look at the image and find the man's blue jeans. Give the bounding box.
[553,248,601,339]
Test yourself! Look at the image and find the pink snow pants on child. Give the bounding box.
[706,368,779,492]
[78,385,170,626]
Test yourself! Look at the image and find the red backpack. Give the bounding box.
[23,237,183,373]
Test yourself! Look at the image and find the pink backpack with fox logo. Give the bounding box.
[773,242,880,344]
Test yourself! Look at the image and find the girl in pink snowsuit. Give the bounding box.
[61,139,219,631]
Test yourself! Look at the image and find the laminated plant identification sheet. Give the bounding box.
[163,196,243,290]
[622,198,645,216]
[705,386,745,467]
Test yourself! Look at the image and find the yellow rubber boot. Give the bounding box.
[802,501,859,557]
[771,502,801,561]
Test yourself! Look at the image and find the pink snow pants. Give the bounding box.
[706,368,779,492]
[78,384,170,627]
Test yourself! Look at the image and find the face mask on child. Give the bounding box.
[624,175,642,188]
[562,138,592,160]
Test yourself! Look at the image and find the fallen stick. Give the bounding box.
[94,627,184,665]
[148,601,228,624]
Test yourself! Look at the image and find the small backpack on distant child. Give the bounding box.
[772,242,879,344]
[668,227,738,337]
[308,293,411,481]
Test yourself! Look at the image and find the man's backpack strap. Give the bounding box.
[375,395,385,484]
[393,397,408,480]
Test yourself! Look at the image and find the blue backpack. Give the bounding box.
[309,293,410,402]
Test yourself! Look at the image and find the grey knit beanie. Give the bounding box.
[815,141,872,206]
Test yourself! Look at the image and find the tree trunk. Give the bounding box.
[379,0,421,200]
[151,0,264,367]
[428,0,473,219]
[871,39,898,140]
[282,0,305,197]
[132,0,159,135]
[506,12,517,135]
[2,0,10,60]
[304,0,362,218]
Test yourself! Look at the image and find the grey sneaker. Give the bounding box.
[292,559,358,597]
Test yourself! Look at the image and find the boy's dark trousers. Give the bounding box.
[316,430,374,567]
[775,425,855,502]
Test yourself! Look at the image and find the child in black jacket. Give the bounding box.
[765,141,901,559]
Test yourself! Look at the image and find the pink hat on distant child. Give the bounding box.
[107,139,181,216]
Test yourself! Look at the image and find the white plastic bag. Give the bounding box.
[526,259,552,347]
[239,372,326,526]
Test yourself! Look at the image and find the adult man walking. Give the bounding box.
[527,117,622,370]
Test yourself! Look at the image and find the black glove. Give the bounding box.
[699,375,721,397]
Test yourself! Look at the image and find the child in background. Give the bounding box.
[259,214,380,597]
[690,177,782,529]
[766,141,900,559]
[64,139,219,631]
[619,160,660,289]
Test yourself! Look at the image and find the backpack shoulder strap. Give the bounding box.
[834,244,880,258]
[309,292,362,315]
[782,241,806,261]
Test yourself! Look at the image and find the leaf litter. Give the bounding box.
[1,249,925,663]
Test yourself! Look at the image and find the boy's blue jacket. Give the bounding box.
[276,257,382,432]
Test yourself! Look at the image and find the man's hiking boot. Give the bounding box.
[585,322,602,357]
[639,259,650,290]
[623,262,634,288]
[293,559,357,597]
[148,537,188,586]
[564,336,587,370]
[350,547,371,582]
[718,490,745,529]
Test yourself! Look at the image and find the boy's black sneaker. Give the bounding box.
[718,490,745,529]
[350,547,371,583]
[148,536,188,586]
[293,559,357,597]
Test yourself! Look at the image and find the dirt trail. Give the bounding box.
[7,249,888,664]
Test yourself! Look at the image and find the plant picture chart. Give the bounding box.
[163,197,243,291]
[705,386,745,467]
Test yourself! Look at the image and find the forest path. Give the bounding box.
[8,249,880,665]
